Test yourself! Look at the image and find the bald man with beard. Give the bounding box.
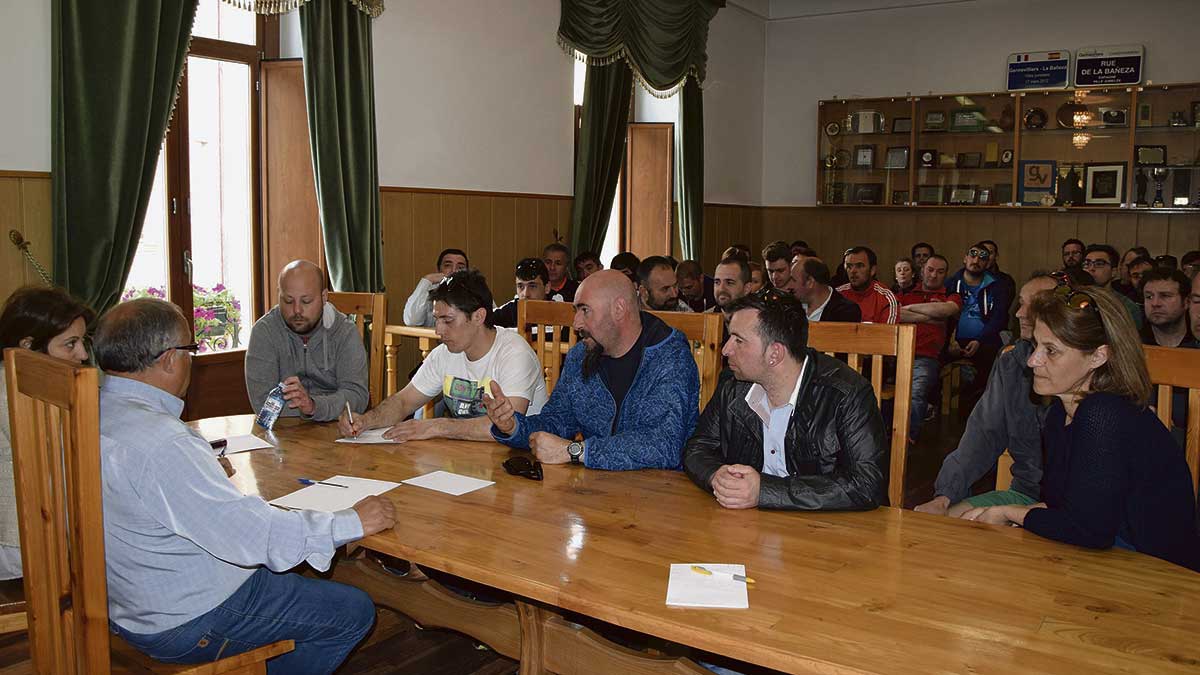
[485,270,699,470]
[244,260,369,422]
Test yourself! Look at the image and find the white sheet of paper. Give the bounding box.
[221,434,275,455]
[269,475,401,512]
[665,564,749,609]
[401,470,494,496]
[335,428,397,444]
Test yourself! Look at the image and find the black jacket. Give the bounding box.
[817,288,862,323]
[683,351,887,510]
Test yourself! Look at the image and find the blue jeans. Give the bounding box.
[111,568,375,674]
[908,356,940,442]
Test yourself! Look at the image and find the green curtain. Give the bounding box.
[300,0,383,293]
[52,0,197,314]
[558,0,724,93]
[675,76,704,260]
[570,62,634,258]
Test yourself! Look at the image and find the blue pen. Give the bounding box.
[298,478,349,488]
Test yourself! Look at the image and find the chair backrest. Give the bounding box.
[1144,345,1200,495]
[328,291,387,407]
[5,349,109,674]
[807,322,916,508]
[517,300,578,395]
[646,309,723,409]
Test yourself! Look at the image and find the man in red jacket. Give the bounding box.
[836,246,898,324]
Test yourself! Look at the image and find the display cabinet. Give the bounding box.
[816,97,913,206]
[913,92,1016,206]
[1131,83,1200,208]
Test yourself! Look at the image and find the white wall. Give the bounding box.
[0,0,51,171]
[372,0,574,195]
[702,5,765,205]
[762,0,1200,205]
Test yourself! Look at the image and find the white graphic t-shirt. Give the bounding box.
[411,327,548,418]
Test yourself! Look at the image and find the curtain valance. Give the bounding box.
[219,0,382,18]
[558,0,723,97]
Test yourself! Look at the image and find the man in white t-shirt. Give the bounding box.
[340,270,547,441]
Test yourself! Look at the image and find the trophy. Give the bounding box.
[1135,168,1149,206]
[1151,167,1169,207]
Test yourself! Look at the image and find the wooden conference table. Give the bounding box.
[192,415,1200,675]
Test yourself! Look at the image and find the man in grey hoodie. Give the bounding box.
[245,260,369,422]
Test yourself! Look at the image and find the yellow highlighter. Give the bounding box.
[691,565,756,585]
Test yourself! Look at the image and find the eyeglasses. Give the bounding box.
[153,343,200,359]
[1053,283,1103,322]
[502,455,543,481]
[1080,258,1111,269]
[967,248,991,260]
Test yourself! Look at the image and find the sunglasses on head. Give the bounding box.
[502,455,543,481]
[515,259,545,277]
[1052,281,1103,323]
[754,286,791,303]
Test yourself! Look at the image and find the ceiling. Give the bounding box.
[729,0,978,20]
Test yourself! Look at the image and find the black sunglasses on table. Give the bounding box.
[503,455,543,481]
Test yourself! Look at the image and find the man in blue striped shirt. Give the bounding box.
[95,298,394,673]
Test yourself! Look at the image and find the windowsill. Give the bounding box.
[194,348,246,365]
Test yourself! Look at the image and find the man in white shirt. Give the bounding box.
[403,248,469,327]
[789,257,862,322]
[341,270,547,441]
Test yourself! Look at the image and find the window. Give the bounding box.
[572,55,625,269]
[123,0,263,354]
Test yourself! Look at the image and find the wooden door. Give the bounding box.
[624,123,674,259]
[260,59,323,307]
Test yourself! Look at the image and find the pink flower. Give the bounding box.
[213,284,226,292]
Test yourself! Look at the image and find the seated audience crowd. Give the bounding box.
[2,231,1199,672]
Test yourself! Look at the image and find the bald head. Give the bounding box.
[577,270,638,316]
[278,260,327,335]
[573,270,642,355]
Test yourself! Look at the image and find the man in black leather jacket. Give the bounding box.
[682,290,887,510]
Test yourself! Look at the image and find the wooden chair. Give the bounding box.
[327,291,387,407]
[516,300,578,395]
[381,325,440,418]
[807,323,917,509]
[5,348,293,674]
[646,309,723,410]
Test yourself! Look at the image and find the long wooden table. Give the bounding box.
[192,415,1200,675]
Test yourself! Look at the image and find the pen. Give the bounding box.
[690,565,755,585]
[345,401,354,426]
[210,438,227,458]
[298,478,349,488]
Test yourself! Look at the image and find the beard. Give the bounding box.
[288,314,318,335]
[578,328,606,379]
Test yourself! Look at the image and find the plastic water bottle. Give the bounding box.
[255,382,286,430]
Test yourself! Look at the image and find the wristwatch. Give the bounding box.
[567,441,584,465]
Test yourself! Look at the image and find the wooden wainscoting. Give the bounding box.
[762,207,1200,287]
[0,171,53,302]
[700,203,765,273]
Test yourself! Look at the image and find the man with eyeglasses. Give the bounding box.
[682,291,885,510]
[1061,238,1085,270]
[404,248,469,327]
[340,270,547,442]
[945,243,1013,417]
[1082,244,1143,328]
[245,260,369,423]
[96,298,391,672]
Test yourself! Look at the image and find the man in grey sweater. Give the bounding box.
[245,260,369,422]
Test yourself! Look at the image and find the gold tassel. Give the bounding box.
[558,35,703,98]
[213,0,384,18]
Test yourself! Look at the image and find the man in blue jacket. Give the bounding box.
[485,270,699,470]
[945,242,1013,417]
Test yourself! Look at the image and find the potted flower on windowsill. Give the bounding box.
[192,284,242,353]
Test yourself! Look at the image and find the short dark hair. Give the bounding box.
[637,256,674,285]
[1182,250,1200,267]
[793,246,817,258]
[1139,268,1190,298]
[911,242,934,258]
[1124,246,1151,260]
[721,246,750,262]
[436,248,469,269]
[790,240,809,249]
[428,270,494,327]
[94,298,188,373]
[800,258,831,285]
[925,254,949,269]
[843,246,877,267]
[762,241,791,264]
[1084,243,1119,266]
[543,243,570,258]
[515,257,549,284]
[574,250,601,269]
[0,286,95,358]
[611,252,641,274]
[979,239,998,254]
[716,256,751,283]
[727,292,809,362]
[1127,255,1154,271]
[895,256,914,267]
[1061,238,1085,251]
[676,260,703,280]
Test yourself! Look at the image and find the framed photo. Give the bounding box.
[1018,159,1057,205]
[994,183,1014,205]
[999,149,1014,167]
[956,152,983,169]
[884,146,910,169]
[1137,102,1153,127]
[1099,107,1128,127]
[950,107,987,133]
[984,142,999,168]
[1084,163,1126,205]
[892,117,913,134]
[918,149,937,168]
[854,183,883,205]
[892,190,909,206]
[854,145,875,169]
[1135,145,1167,166]
[977,188,992,205]
[938,152,957,168]
[923,111,946,132]
[949,186,977,205]
[823,182,848,205]
[847,110,884,134]
[916,184,944,205]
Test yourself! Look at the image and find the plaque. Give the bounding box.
[824,121,841,136]
[1169,111,1189,127]
[994,183,1014,205]
[847,110,884,134]
[1000,149,1014,167]
[984,142,999,167]
[1018,159,1057,205]
[950,107,987,132]
[956,152,983,169]
[1083,163,1125,205]
[892,118,913,134]
[923,111,947,132]
[854,145,875,169]
[824,182,848,205]
[1137,102,1153,127]
[1135,145,1167,166]
[977,188,992,205]
[918,149,937,168]
[884,147,909,169]
[1173,170,1192,207]
[891,190,909,206]
[1023,107,1048,130]
[854,183,883,205]
[949,186,977,205]
[938,152,957,168]
[1099,107,1128,127]
[916,185,944,205]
